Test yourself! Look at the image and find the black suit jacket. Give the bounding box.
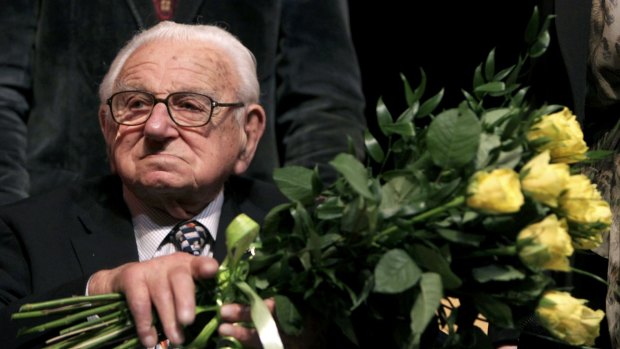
[0,174,287,348]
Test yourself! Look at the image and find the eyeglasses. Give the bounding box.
[106,91,245,127]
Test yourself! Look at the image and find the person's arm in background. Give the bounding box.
[276,0,366,184]
[0,1,35,204]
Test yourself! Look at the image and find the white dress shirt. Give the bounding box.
[130,191,224,261]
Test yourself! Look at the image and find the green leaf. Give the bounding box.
[481,108,511,129]
[379,176,417,218]
[364,129,385,163]
[417,89,444,118]
[436,228,484,246]
[586,149,615,161]
[474,81,505,93]
[473,64,485,91]
[225,214,260,268]
[274,295,303,336]
[494,145,523,169]
[374,249,422,294]
[376,97,394,136]
[426,107,481,169]
[273,166,316,204]
[484,48,496,81]
[472,264,526,283]
[411,244,462,289]
[511,87,529,107]
[524,6,541,45]
[474,132,501,169]
[401,73,416,106]
[315,196,343,220]
[410,273,443,347]
[474,295,514,328]
[340,195,371,233]
[381,120,416,137]
[506,55,526,86]
[397,103,417,123]
[329,153,374,200]
[493,64,515,81]
[529,30,550,58]
[235,282,284,349]
[410,68,427,104]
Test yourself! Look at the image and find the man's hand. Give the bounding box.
[88,253,218,347]
[219,299,276,349]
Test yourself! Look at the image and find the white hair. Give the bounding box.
[98,21,260,117]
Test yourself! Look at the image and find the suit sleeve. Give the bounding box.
[0,217,89,348]
[0,1,37,204]
[276,0,366,184]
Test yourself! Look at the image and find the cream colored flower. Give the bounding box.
[559,174,612,249]
[466,168,524,214]
[536,290,605,346]
[517,215,574,271]
[520,150,570,207]
[527,107,588,163]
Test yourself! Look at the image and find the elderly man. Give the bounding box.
[0,22,286,348]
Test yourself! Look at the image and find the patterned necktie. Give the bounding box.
[169,219,212,256]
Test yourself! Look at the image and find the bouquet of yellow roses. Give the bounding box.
[11,6,613,349]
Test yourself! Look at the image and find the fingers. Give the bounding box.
[219,298,275,322]
[220,303,251,322]
[169,266,196,325]
[89,254,219,347]
[219,298,276,349]
[190,255,219,279]
[218,323,263,349]
[153,270,185,345]
[124,278,158,347]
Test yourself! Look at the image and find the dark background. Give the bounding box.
[348,1,538,145]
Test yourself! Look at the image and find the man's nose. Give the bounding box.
[143,102,177,139]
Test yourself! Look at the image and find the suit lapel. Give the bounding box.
[70,177,138,275]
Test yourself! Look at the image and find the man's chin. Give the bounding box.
[132,172,190,193]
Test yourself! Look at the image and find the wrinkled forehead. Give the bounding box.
[117,39,237,95]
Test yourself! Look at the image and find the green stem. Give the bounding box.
[17,293,123,312]
[571,267,620,298]
[112,337,141,349]
[374,195,465,242]
[185,315,220,349]
[466,246,517,258]
[59,310,127,335]
[70,323,134,349]
[410,196,465,223]
[17,301,126,335]
[45,332,90,349]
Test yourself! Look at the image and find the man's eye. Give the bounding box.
[176,99,206,112]
[126,97,151,110]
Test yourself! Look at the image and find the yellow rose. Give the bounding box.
[466,168,524,214]
[520,150,570,207]
[559,174,612,249]
[536,290,605,346]
[527,107,588,163]
[517,215,574,271]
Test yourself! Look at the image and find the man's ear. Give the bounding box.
[98,104,112,139]
[233,104,266,175]
[98,104,117,173]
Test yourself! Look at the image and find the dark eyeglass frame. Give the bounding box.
[106,90,245,127]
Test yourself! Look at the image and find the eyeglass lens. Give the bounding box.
[111,91,212,126]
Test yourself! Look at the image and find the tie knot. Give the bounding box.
[170,220,211,256]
